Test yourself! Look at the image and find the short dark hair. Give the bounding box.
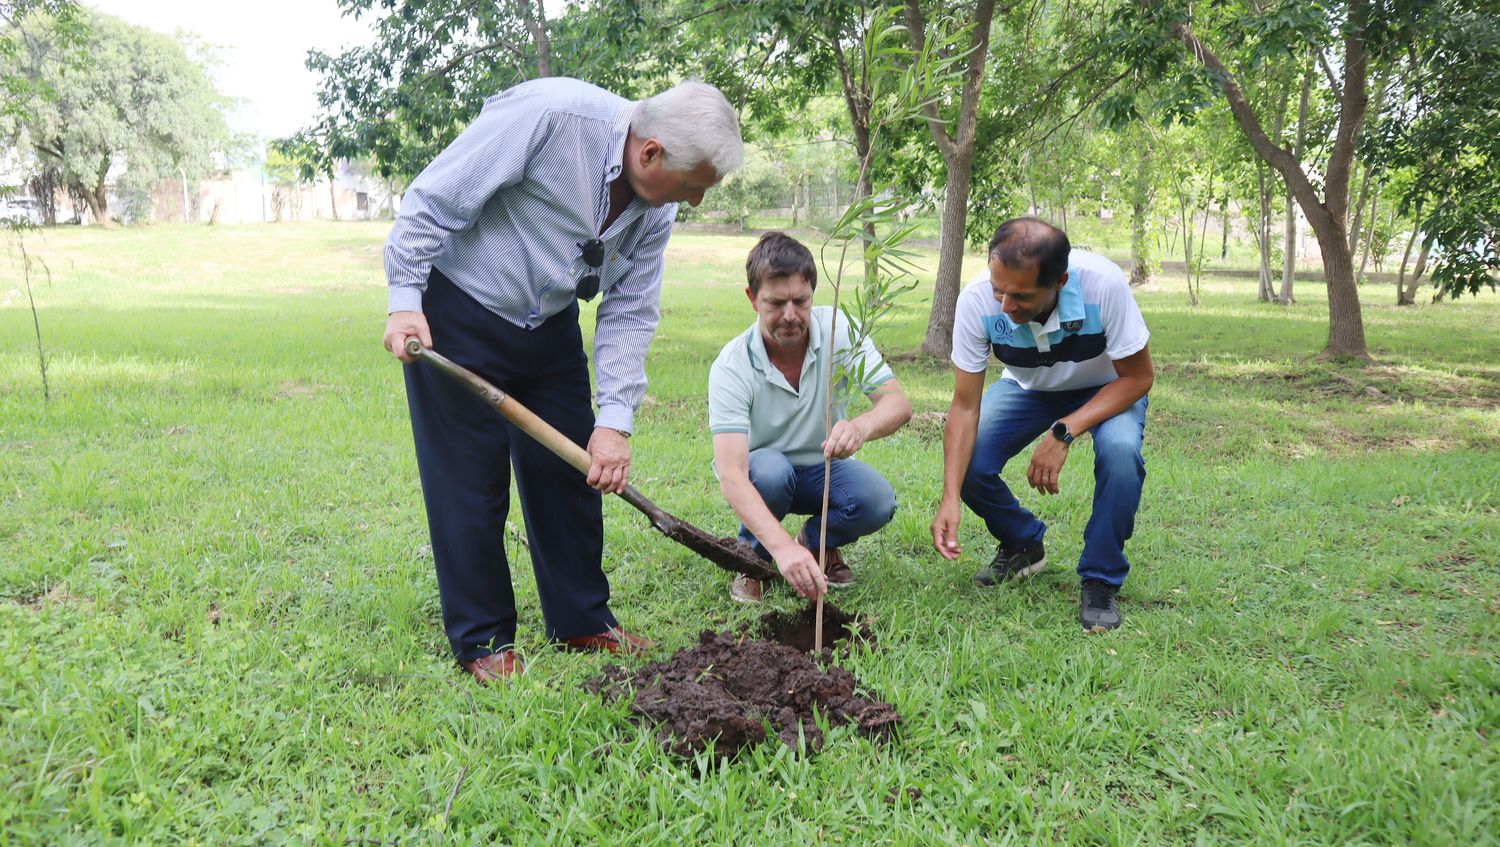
[745,231,817,295]
[987,217,1071,287]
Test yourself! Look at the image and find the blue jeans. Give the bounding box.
[736,449,898,560]
[961,379,1148,586]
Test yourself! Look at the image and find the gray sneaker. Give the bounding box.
[1079,579,1122,632]
[972,543,1046,587]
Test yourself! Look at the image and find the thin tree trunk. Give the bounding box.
[1192,170,1215,305]
[1357,184,1379,283]
[1402,240,1432,304]
[516,0,552,77]
[1348,160,1372,253]
[1375,202,1396,272]
[1256,163,1274,301]
[1260,79,1290,302]
[1130,133,1156,288]
[911,0,997,359]
[1220,198,1230,259]
[328,175,339,221]
[1395,224,1419,305]
[1281,63,1313,305]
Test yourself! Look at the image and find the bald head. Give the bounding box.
[987,217,1071,288]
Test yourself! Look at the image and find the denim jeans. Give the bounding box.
[960,378,1148,586]
[736,448,898,560]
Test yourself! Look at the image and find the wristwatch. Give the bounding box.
[1050,420,1075,446]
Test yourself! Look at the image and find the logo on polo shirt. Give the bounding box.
[1061,319,1082,333]
[992,317,1013,344]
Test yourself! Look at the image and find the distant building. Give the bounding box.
[150,159,401,225]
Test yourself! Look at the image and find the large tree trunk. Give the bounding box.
[912,0,997,359]
[1280,64,1313,305]
[1307,212,1369,359]
[83,179,111,226]
[1169,6,1371,360]
[922,151,974,353]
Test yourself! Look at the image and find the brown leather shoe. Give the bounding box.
[730,574,764,603]
[462,649,523,685]
[823,547,856,588]
[559,627,654,655]
[797,529,855,588]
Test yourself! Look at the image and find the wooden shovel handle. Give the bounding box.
[405,338,592,476]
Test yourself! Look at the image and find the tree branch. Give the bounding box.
[418,37,531,84]
[1170,20,1325,220]
[904,0,957,158]
[1316,49,1340,92]
[826,24,871,154]
[1026,66,1130,151]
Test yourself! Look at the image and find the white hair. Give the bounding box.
[631,80,744,176]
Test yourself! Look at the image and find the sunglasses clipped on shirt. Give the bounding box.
[576,238,604,302]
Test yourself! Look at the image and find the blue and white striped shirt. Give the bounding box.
[384,77,678,434]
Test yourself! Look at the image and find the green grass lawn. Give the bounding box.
[2,221,1497,845]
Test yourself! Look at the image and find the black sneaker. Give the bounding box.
[972,543,1046,587]
[1079,579,1122,631]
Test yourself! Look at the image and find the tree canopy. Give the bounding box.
[297,0,1499,362]
[0,8,233,224]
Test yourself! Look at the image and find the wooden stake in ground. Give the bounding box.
[813,288,845,656]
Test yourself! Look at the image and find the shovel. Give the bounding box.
[405,339,777,582]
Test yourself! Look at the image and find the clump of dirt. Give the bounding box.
[758,603,874,654]
[587,611,899,758]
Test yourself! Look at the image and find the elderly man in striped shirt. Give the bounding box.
[382,77,743,684]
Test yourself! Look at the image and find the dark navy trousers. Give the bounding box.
[403,269,616,662]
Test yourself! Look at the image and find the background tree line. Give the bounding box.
[4,0,1495,365]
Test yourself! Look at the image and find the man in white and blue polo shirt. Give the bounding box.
[930,218,1154,631]
[710,232,913,604]
[380,78,743,683]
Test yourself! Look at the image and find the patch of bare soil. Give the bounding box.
[17,582,93,610]
[904,410,947,440]
[273,380,337,400]
[1178,362,1500,409]
[587,606,898,758]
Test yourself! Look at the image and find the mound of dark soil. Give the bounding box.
[587,609,899,758]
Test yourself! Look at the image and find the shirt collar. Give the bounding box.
[747,311,822,384]
[606,102,636,182]
[1031,269,1083,334]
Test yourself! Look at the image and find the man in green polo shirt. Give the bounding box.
[708,232,913,603]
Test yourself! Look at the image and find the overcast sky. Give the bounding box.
[87,0,376,142]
